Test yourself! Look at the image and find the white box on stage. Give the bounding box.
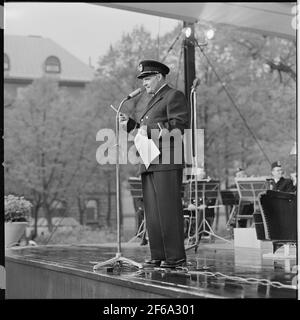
[233,228,272,250]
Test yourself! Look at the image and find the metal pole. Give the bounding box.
[183,21,196,102]
[115,98,127,256]
[192,88,199,245]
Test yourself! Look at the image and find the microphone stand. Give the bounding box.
[93,97,143,271]
[185,84,199,252]
[186,80,230,252]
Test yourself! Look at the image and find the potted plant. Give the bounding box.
[5,194,33,248]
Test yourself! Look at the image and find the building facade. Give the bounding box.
[4,34,95,104]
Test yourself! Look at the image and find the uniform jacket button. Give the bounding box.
[145,116,148,119]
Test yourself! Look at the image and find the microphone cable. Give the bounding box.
[175,44,183,89]
[161,28,183,63]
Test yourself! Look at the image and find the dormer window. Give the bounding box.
[44,56,61,73]
[4,53,10,71]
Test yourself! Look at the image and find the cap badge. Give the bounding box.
[138,64,143,72]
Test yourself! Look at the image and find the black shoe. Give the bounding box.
[160,259,186,268]
[142,259,162,268]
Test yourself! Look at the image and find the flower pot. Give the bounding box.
[5,222,28,248]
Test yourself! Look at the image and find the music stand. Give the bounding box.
[93,98,143,271]
[128,219,146,243]
[127,177,147,244]
[222,189,239,229]
[185,180,230,251]
[197,180,230,243]
[234,177,269,228]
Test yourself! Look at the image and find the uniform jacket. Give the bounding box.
[271,177,296,193]
[127,84,190,174]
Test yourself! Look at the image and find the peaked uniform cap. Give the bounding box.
[137,60,170,79]
[271,161,282,169]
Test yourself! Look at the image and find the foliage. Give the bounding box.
[5,194,33,222]
[4,78,109,231]
[191,23,296,184]
[94,23,296,186]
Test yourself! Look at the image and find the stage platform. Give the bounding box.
[5,241,297,299]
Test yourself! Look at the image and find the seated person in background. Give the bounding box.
[269,161,296,193]
[229,168,247,188]
[196,167,211,181]
[268,163,296,253]
[235,167,247,179]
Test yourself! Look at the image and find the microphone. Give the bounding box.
[126,88,143,100]
[191,78,200,90]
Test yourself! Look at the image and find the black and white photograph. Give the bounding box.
[1,1,299,308]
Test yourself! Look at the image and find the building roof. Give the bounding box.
[4,34,94,83]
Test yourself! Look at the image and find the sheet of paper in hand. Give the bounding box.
[134,132,160,169]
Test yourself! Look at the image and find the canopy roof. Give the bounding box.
[91,2,296,40]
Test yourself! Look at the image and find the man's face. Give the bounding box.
[272,166,283,180]
[142,74,161,94]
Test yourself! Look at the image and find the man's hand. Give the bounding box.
[138,125,148,137]
[291,172,297,186]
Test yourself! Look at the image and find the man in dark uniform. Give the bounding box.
[270,161,296,193]
[269,161,296,253]
[119,60,189,268]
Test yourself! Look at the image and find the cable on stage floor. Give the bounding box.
[187,270,297,290]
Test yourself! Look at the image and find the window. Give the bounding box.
[4,53,10,71]
[44,56,61,73]
[51,200,65,216]
[85,200,98,222]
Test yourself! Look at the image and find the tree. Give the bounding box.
[4,78,102,233]
[191,23,296,183]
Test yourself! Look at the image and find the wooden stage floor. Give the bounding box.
[5,241,298,299]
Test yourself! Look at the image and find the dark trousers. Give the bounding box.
[141,169,186,262]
